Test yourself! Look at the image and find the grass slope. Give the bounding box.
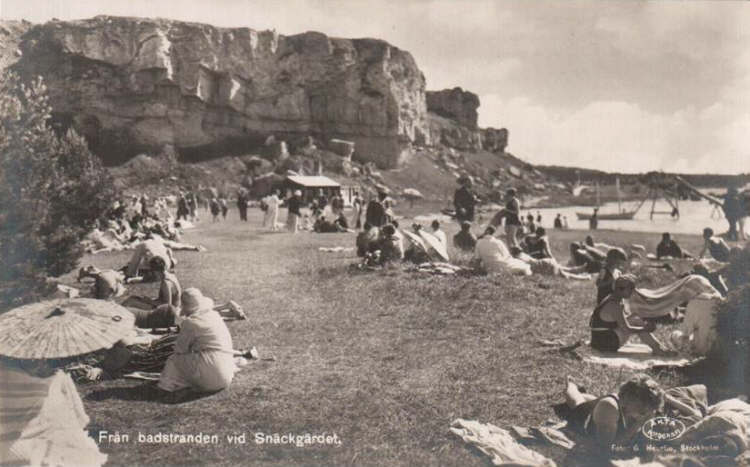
[64,208,714,466]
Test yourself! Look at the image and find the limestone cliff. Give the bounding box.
[12,16,429,168]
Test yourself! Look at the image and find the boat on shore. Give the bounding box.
[575,210,637,221]
[575,177,643,221]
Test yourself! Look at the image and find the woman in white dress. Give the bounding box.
[158,288,237,393]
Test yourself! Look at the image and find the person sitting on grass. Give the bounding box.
[562,374,700,452]
[313,216,340,233]
[656,232,693,259]
[431,219,447,247]
[334,213,350,231]
[699,227,730,262]
[510,247,591,280]
[526,226,553,259]
[376,224,404,265]
[128,256,182,329]
[595,247,629,304]
[158,288,237,394]
[590,275,673,356]
[453,221,477,252]
[356,223,379,257]
[475,226,531,275]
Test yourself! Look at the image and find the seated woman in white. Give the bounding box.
[158,288,237,393]
[474,226,531,276]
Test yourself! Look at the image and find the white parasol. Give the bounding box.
[419,230,450,262]
[0,298,135,360]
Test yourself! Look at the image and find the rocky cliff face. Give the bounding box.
[481,127,508,153]
[12,16,429,168]
[426,87,481,151]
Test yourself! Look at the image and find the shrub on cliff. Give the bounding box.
[0,73,117,310]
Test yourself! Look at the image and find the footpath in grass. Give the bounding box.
[71,209,711,466]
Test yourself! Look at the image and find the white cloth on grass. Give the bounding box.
[0,365,107,466]
[450,418,556,466]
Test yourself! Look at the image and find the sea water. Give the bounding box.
[525,194,733,235]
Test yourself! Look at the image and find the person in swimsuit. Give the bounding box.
[564,375,703,451]
[590,275,672,355]
[595,247,628,304]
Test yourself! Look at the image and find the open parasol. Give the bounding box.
[0,298,135,360]
[419,230,451,262]
[403,230,428,252]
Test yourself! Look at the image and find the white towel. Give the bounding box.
[450,419,556,466]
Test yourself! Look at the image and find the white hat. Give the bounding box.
[294,190,302,196]
[181,288,214,317]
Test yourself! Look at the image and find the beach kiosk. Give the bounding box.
[284,175,342,204]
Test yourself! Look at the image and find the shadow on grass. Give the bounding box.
[86,383,221,405]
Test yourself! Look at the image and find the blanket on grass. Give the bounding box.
[629,275,721,319]
[450,419,556,466]
[578,342,693,371]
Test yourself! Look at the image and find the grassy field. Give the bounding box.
[62,207,729,466]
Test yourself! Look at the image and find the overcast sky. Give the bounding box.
[2,0,748,174]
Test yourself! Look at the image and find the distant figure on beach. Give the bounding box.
[286,190,303,233]
[562,216,570,230]
[589,208,599,230]
[490,188,522,249]
[236,190,248,221]
[656,232,693,259]
[723,187,743,241]
[365,191,389,228]
[351,191,363,229]
[536,211,542,225]
[453,177,478,223]
[219,197,228,220]
[209,197,221,222]
[526,213,536,235]
[554,214,563,229]
[699,227,730,262]
[265,191,281,231]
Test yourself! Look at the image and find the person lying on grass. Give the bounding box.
[568,243,604,273]
[509,247,591,280]
[158,288,236,394]
[563,374,701,451]
[590,275,675,356]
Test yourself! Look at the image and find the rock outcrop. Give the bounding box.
[481,127,509,153]
[12,16,429,168]
[425,87,482,151]
[426,87,479,129]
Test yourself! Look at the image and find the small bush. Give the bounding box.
[0,73,117,309]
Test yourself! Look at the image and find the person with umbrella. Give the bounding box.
[0,298,134,466]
